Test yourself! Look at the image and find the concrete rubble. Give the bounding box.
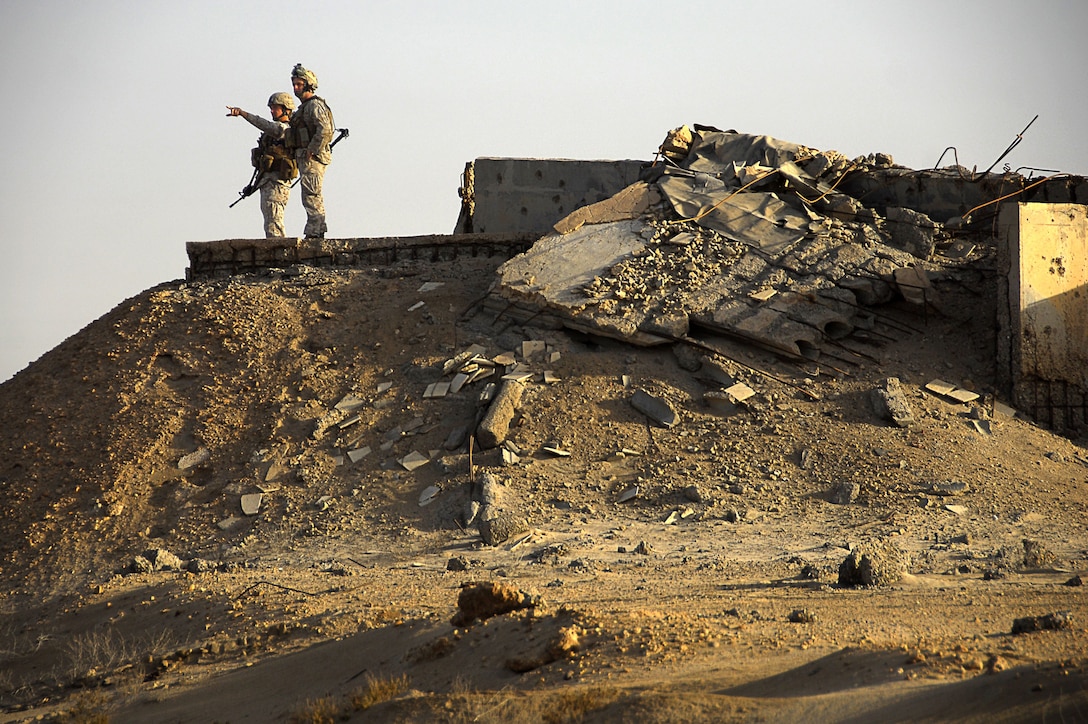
[482,124,1083,380]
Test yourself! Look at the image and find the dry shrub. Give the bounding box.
[540,687,622,723]
[54,689,112,723]
[350,672,410,711]
[290,696,339,724]
[65,627,177,680]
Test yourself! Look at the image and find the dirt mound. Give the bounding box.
[1,241,1086,721]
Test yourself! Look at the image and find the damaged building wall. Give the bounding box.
[455,157,646,235]
[998,202,1088,431]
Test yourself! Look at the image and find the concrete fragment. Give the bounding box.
[334,393,366,412]
[925,379,980,404]
[399,451,430,471]
[631,389,678,428]
[347,446,372,463]
[928,480,969,496]
[443,344,488,375]
[885,206,938,259]
[552,181,661,235]
[521,340,547,361]
[478,513,531,546]
[443,426,468,451]
[871,377,915,427]
[724,382,756,404]
[424,381,450,398]
[240,493,262,516]
[476,380,525,449]
[419,485,441,507]
[178,447,210,470]
[893,265,939,309]
[703,391,738,415]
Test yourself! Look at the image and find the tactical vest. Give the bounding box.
[251,132,298,181]
[284,96,334,152]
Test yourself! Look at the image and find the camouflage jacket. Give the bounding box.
[286,96,335,165]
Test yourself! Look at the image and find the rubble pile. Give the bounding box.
[490,125,956,362]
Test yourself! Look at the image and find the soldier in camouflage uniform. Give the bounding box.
[286,63,335,239]
[226,93,298,238]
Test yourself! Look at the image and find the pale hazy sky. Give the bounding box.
[2,0,1086,382]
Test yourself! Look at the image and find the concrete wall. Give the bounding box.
[455,157,648,235]
[838,169,1088,224]
[998,202,1088,431]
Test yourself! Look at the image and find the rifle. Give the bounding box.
[229,166,260,208]
[232,129,350,202]
[288,128,349,189]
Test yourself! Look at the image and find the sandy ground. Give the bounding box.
[0,243,1086,722]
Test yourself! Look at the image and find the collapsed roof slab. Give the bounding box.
[489,210,924,362]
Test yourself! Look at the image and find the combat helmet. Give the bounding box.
[291,63,318,91]
[267,92,296,113]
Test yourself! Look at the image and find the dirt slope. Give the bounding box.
[0,244,1086,723]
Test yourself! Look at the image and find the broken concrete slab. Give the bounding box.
[553,181,662,235]
[630,389,678,428]
[925,379,980,404]
[347,446,372,463]
[399,451,430,471]
[486,126,945,365]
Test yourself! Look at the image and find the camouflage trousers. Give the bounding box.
[298,155,328,238]
[258,175,291,238]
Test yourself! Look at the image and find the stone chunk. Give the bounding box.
[838,540,907,587]
[478,512,531,546]
[451,581,538,626]
[240,493,262,516]
[871,377,915,427]
[1011,611,1072,635]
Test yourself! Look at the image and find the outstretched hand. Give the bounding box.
[226,106,243,117]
